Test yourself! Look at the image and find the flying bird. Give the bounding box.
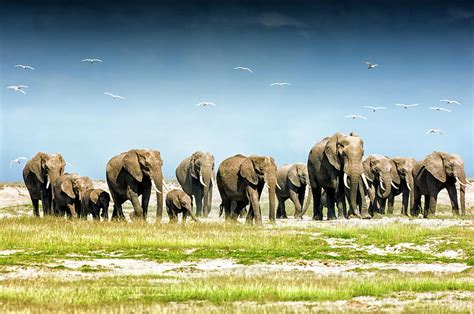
[233,66,253,73]
[196,102,216,107]
[10,157,27,168]
[396,103,419,109]
[66,161,73,167]
[81,58,103,64]
[7,85,27,94]
[270,82,291,86]
[104,92,125,99]
[15,64,35,70]
[425,129,443,135]
[440,99,461,105]
[345,115,368,120]
[365,61,379,69]
[364,106,387,112]
[429,107,451,112]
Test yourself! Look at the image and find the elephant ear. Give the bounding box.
[30,153,45,183]
[288,165,301,188]
[61,179,76,199]
[123,150,143,182]
[172,193,182,209]
[190,152,200,179]
[324,133,342,171]
[240,158,259,185]
[389,160,401,185]
[363,157,374,182]
[90,189,102,205]
[423,153,446,183]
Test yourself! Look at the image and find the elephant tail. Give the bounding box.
[219,204,224,217]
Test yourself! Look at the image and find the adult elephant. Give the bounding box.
[413,152,469,217]
[217,154,277,225]
[307,132,370,220]
[276,163,312,219]
[387,157,417,216]
[176,151,215,217]
[81,188,111,221]
[363,155,395,215]
[53,173,93,218]
[106,149,164,221]
[22,152,66,216]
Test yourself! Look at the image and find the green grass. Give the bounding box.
[0,272,472,311]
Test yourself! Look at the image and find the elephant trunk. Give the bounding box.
[380,173,392,198]
[201,169,213,216]
[299,185,312,217]
[348,168,361,216]
[151,172,163,223]
[406,174,415,215]
[264,174,276,223]
[455,172,468,215]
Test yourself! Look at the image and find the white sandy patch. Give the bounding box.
[0,250,24,256]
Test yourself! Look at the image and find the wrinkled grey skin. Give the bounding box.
[53,173,94,218]
[308,132,369,220]
[106,149,164,222]
[217,154,277,226]
[22,152,66,216]
[176,152,215,217]
[166,189,199,224]
[413,151,468,217]
[276,164,312,219]
[81,188,110,221]
[363,155,394,216]
[387,157,417,216]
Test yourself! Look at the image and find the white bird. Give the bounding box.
[365,61,379,69]
[15,64,35,70]
[396,103,419,109]
[429,107,451,112]
[10,157,27,168]
[440,99,461,105]
[345,115,368,120]
[66,161,73,167]
[104,92,125,99]
[364,106,387,112]
[81,58,103,64]
[7,85,28,94]
[233,66,253,73]
[270,82,291,86]
[425,128,443,135]
[196,102,216,107]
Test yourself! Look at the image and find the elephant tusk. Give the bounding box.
[455,176,469,187]
[361,173,370,190]
[391,182,399,189]
[211,177,215,186]
[343,173,350,190]
[276,182,282,190]
[151,179,161,194]
[199,175,207,187]
[380,181,385,191]
[406,181,412,191]
[46,179,50,189]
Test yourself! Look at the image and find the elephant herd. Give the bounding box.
[22,132,470,224]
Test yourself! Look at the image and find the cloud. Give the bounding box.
[256,12,305,28]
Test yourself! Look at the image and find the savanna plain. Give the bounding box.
[0,182,473,313]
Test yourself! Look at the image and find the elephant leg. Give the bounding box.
[127,188,143,220]
[326,188,337,220]
[387,194,395,215]
[195,192,204,217]
[31,198,40,217]
[336,189,347,219]
[182,211,188,224]
[246,203,254,224]
[379,198,387,215]
[289,190,302,218]
[41,193,51,216]
[229,201,238,221]
[446,184,459,216]
[247,187,262,225]
[141,185,151,219]
[67,203,77,219]
[276,195,285,219]
[311,186,323,221]
[401,190,409,216]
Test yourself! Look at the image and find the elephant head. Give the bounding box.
[239,156,278,221]
[392,157,416,192]
[60,174,94,200]
[190,151,215,213]
[363,154,393,198]
[287,164,312,216]
[89,189,110,219]
[29,152,66,188]
[325,132,365,214]
[172,191,193,213]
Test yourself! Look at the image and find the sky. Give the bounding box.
[1,0,473,181]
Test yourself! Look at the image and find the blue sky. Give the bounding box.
[1,0,473,180]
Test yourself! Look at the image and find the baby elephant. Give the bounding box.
[81,188,110,221]
[166,189,199,224]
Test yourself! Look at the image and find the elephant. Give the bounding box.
[307,132,370,220]
[275,163,312,219]
[363,154,395,216]
[53,173,93,218]
[176,151,215,217]
[81,188,110,221]
[165,189,199,224]
[106,149,164,221]
[386,157,417,216]
[22,152,66,217]
[217,154,277,225]
[413,151,469,217]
